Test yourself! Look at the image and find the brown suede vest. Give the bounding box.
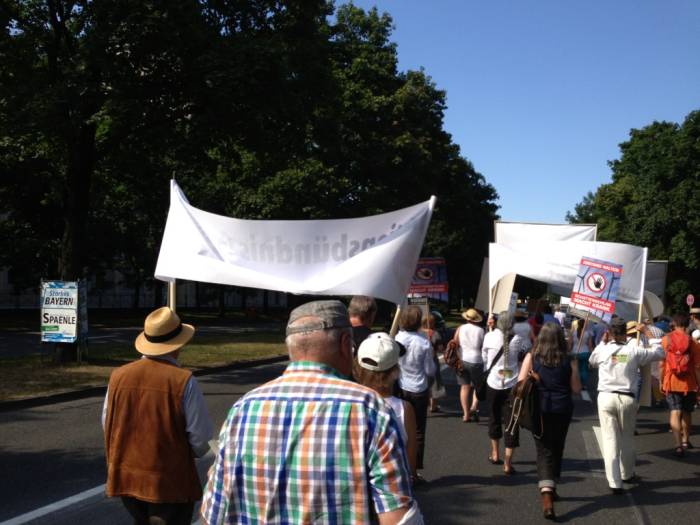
[104,358,202,502]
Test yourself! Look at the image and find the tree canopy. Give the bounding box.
[0,1,499,305]
[567,110,700,310]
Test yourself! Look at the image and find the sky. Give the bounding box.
[346,0,700,223]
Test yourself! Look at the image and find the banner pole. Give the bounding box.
[168,280,177,313]
[389,306,401,337]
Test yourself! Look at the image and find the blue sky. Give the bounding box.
[346,1,700,223]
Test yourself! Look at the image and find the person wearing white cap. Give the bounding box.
[354,332,418,480]
[102,307,213,524]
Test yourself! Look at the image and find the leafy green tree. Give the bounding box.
[568,110,700,310]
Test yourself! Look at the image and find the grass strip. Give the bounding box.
[0,332,287,402]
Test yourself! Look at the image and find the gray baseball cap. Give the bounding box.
[286,300,352,336]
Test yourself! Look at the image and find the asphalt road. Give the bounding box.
[1,362,699,524]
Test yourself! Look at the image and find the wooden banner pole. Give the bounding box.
[168,280,177,313]
[389,306,402,337]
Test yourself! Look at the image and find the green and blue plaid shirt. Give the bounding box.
[201,361,414,524]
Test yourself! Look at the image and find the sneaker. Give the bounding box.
[611,488,625,495]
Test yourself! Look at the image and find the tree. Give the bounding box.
[567,110,700,310]
[1,1,499,310]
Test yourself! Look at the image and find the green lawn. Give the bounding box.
[0,332,287,402]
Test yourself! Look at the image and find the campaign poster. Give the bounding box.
[41,281,79,343]
[570,257,623,324]
[408,257,448,302]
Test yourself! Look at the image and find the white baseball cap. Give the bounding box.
[357,332,404,371]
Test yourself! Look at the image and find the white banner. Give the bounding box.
[495,222,597,245]
[489,241,647,304]
[155,181,435,304]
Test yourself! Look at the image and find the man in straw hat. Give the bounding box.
[102,307,213,524]
[201,300,421,525]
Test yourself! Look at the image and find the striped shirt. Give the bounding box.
[201,361,414,525]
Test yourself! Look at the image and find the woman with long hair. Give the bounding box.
[519,322,581,520]
[482,311,527,475]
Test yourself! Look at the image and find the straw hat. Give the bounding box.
[135,307,195,356]
[625,320,639,336]
[462,308,483,323]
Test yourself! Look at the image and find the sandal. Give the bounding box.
[673,446,685,458]
[681,441,694,449]
[488,456,503,465]
[503,466,517,475]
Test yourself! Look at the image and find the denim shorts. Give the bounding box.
[666,391,697,412]
[458,362,484,387]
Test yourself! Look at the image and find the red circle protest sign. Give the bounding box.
[688,294,695,307]
[586,272,608,294]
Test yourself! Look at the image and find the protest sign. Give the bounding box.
[570,257,623,324]
[155,181,435,304]
[408,257,448,302]
[41,281,79,343]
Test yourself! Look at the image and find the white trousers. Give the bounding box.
[597,392,638,489]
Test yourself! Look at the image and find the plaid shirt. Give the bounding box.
[201,361,414,525]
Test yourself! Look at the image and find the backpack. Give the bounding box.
[663,332,692,376]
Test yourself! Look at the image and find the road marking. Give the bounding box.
[0,484,105,525]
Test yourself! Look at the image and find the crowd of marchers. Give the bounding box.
[99,297,700,524]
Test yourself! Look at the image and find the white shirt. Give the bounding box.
[481,329,527,390]
[589,339,664,395]
[385,396,407,444]
[458,323,485,364]
[396,330,436,393]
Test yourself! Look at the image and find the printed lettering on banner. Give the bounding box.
[569,257,623,324]
[41,281,79,343]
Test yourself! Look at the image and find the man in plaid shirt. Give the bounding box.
[201,300,421,525]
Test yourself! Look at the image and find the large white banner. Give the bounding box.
[495,222,597,246]
[155,181,435,304]
[489,241,647,305]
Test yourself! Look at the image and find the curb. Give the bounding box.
[0,354,289,413]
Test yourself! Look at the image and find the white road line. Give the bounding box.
[588,425,650,525]
[0,484,105,525]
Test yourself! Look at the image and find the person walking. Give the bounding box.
[102,307,213,525]
[518,322,581,520]
[482,311,527,475]
[589,318,664,492]
[349,295,377,350]
[659,313,700,456]
[453,308,485,422]
[201,300,420,525]
[354,332,418,481]
[396,305,436,481]
[569,318,594,389]
[421,313,445,413]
